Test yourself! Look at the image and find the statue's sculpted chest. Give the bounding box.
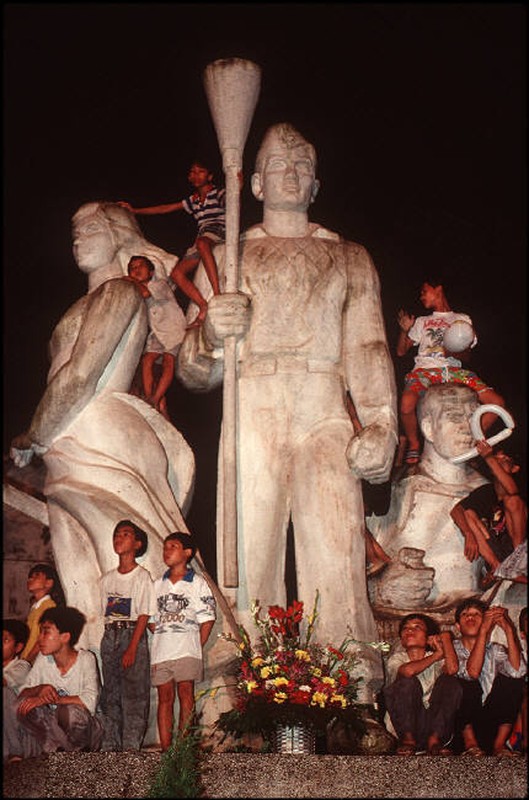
[240,235,346,355]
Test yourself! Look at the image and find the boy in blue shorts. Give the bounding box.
[397,278,505,465]
[150,532,216,749]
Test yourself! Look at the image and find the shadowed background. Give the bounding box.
[4,3,526,577]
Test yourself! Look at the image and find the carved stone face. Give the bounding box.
[419,386,478,461]
[251,125,319,212]
[72,209,117,273]
[257,146,317,212]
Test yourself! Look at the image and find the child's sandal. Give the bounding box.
[462,745,485,757]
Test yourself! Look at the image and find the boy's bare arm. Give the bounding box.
[18,683,88,712]
[495,607,522,670]
[17,684,59,714]
[121,614,150,670]
[118,200,184,215]
[199,620,215,647]
[476,440,519,496]
[450,503,480,561]
[397,646,444,678]
[396,309,415,357]
[466,607,501,678]
[438,631,459,675]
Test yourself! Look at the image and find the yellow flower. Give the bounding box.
[273,692,288,704]
[330,693,348,708]
[260,666,272,678]
[311,691,328,708]
[322,676,336,687]
[272,676,289,687]
[295,649,311,662]
[311,667,322,677]
[245,681,258,694]
[238,642,246,651]
[251,657,264,668]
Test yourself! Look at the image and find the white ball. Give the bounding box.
[443,320,474,353]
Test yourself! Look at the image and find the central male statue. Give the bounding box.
[177,123,397,696]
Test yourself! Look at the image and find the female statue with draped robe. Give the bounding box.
[10,202,195,649]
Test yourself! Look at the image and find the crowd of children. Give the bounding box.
[4,546,525,761]
[3,525,216,762]
[4,190,527,764]
[382,601,526,757]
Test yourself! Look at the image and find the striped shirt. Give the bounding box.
[182,186,226,236]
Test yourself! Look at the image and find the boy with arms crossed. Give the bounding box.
[383,613,461,756]
[6,606,103,756]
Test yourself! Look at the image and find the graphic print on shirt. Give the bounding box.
[423,320,448,357]
[201,594,216,616]
[104,595,132,620]
[156,593,190,632]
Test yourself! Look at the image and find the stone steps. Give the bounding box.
[3,751,527,798]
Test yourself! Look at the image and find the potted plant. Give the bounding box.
[215,592,386,753]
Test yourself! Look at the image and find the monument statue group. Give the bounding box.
[7,60,525,756]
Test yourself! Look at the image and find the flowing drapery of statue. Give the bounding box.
[10,202,195,649]
[177,123,398,699]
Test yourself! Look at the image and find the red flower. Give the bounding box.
[286,600,304,623]
[268,605,286,620]
[337,668,349,687]
[289,689,312,705]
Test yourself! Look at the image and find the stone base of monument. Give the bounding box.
[3,751,527,798]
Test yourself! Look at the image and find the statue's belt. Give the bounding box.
[239,357,340,377]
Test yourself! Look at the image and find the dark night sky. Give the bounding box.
[4,4,526,571]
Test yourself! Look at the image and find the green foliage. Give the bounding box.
[147,726,203,799]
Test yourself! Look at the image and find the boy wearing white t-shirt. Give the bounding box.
[396,278,505,466]
[99,519,156,751]
[150,532,216,749]
[5,606,103,758]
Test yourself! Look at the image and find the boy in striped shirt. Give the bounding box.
[120,160,228,327]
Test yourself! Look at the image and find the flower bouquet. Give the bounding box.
[215,592,372,744]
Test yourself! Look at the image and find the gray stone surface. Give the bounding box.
[2,751,527,798]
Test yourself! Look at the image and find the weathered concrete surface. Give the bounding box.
[3,751,527,798]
